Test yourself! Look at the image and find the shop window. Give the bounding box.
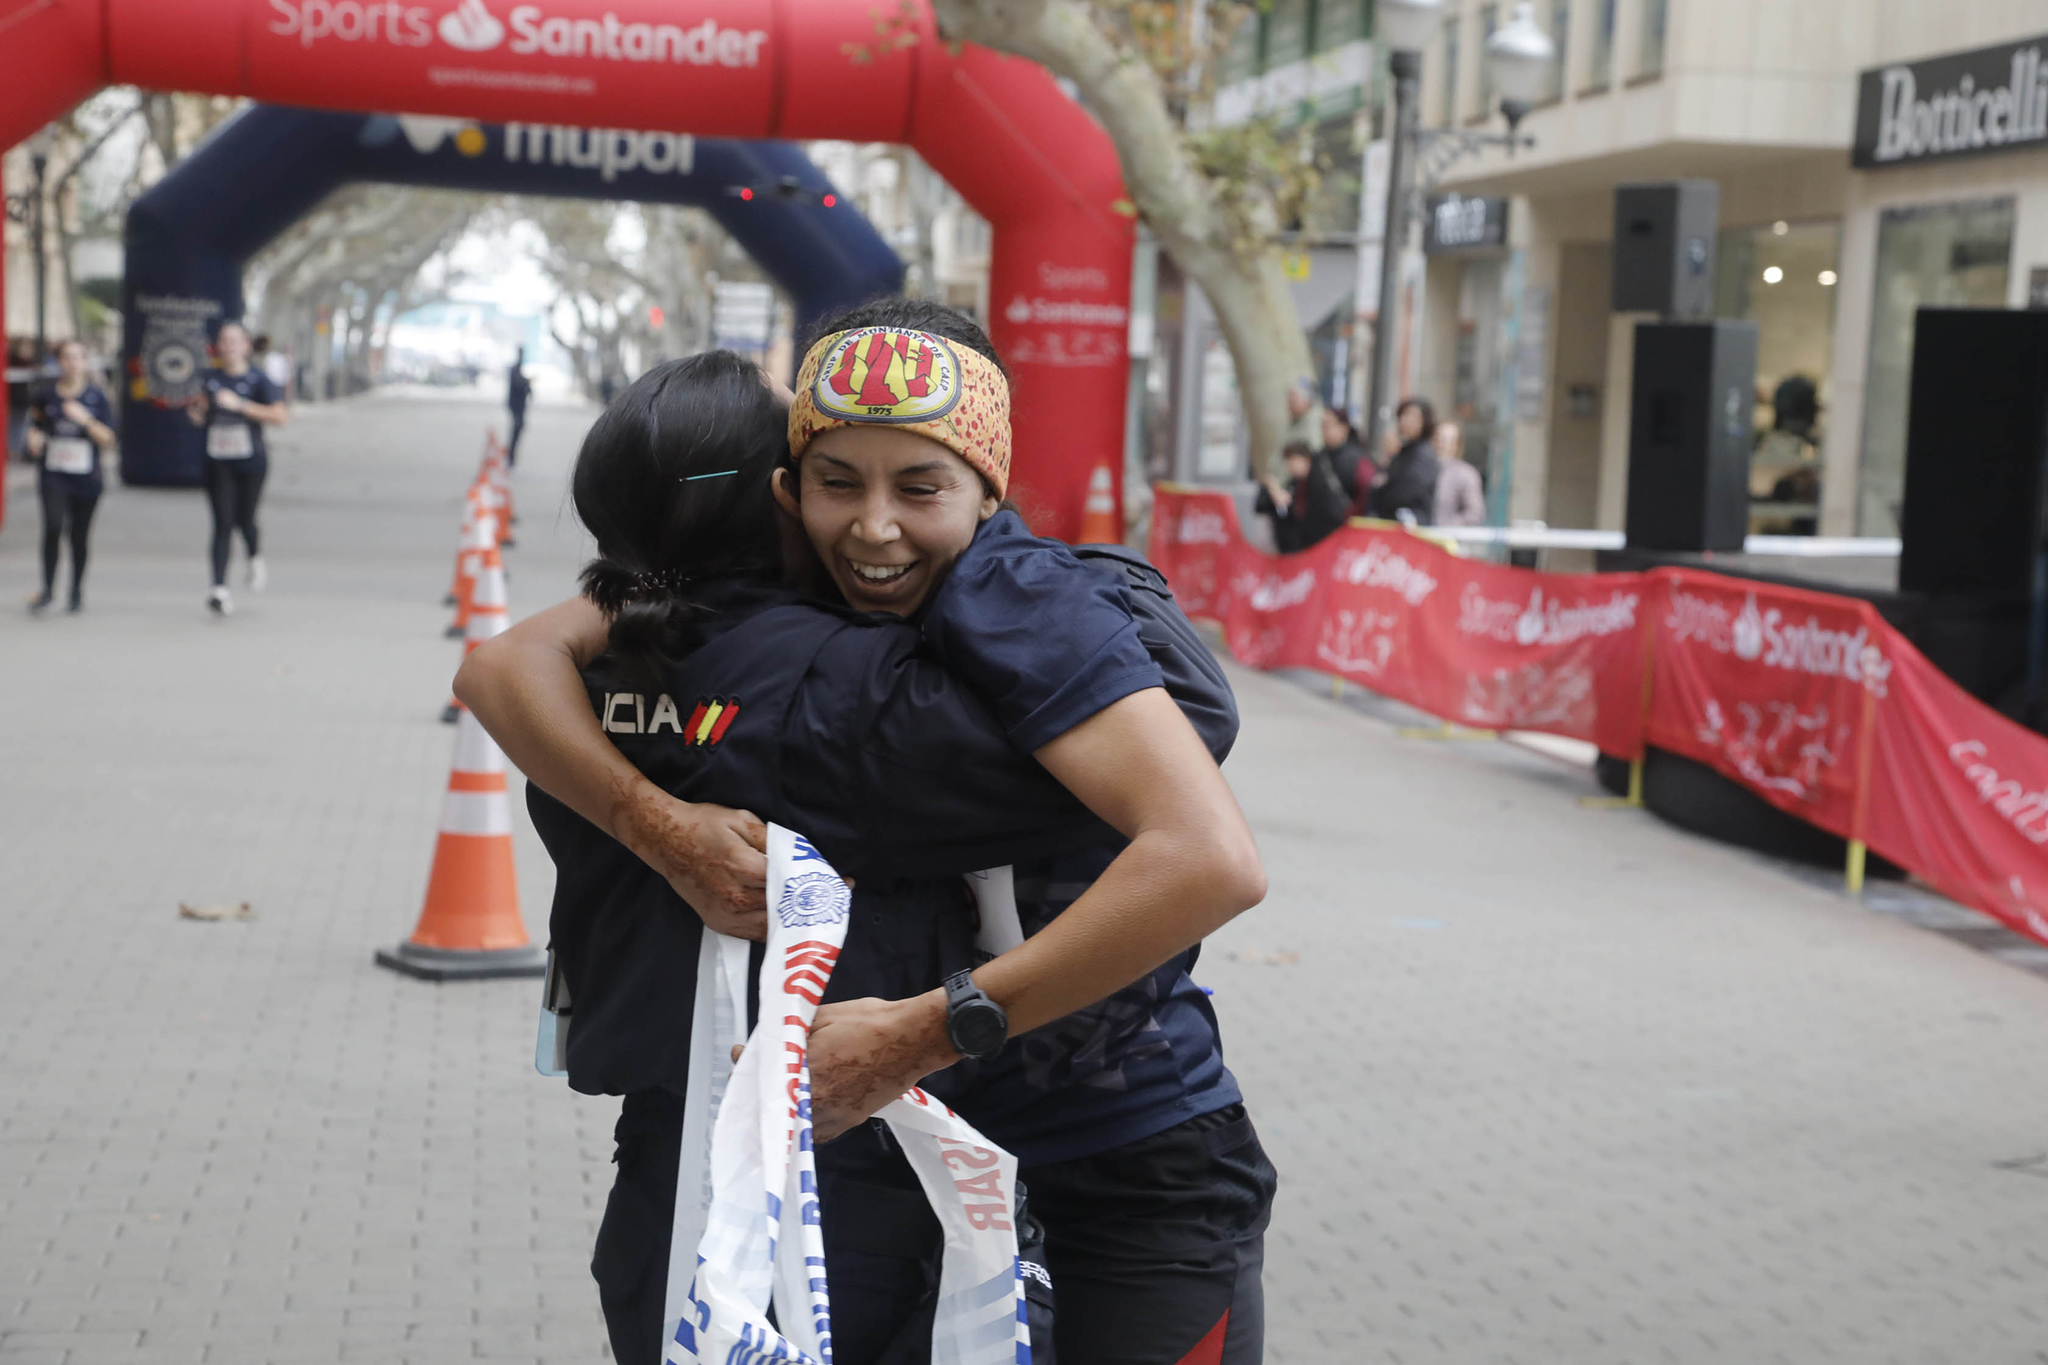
[1474,4,1499,120]
[1859,198,2014,536]
[1636,0,1667,79]
[1302,115,1365,236]
[1439,15,1462,125]
[1197,332,1246,479]
[1220,8,1262,85]
[1585,0,1615,92]
[1267,0,1312,68]
[1316,0,1366,51]
[1311,291,1356,414]
[1542,0,1570,103]
[1453,258,1508,491]
[1714,219,1842,533]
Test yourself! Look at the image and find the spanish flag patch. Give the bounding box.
[681,696,741,747]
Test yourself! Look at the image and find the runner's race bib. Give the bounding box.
[663,824,1033,1365]
[207,421,254,459]
[46,436,94,475]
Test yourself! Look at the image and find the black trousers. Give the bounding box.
[506,405,526,466]
[204,457,266,586]
[595,1091,1269,1365]
[37,473,100,598]
[1024,1104,1275,1365]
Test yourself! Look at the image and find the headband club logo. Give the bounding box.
[812,327,962,424]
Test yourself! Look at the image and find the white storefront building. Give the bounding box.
[1419,0,2048,541]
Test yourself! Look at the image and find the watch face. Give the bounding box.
[951,1001,1008,1058]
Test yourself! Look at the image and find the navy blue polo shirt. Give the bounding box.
[533,527,1244,1167]
[531,580,1118,1099]
[31,382,115,493]
[201,366,283,466]
[912,511,1244,1166]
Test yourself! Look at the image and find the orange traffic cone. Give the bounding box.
[482,478,511,551]
[442,494,475,608]
[1077,463,1120,544]
[442,535,508,724]
[381,536,539,980]
[484,432,518,535]
[445,494,496,640]
[375,703,542,981]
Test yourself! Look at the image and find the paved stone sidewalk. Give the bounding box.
[2,394,609,1365]
[5,392,2048,1365]
[1212,666,2048,1364]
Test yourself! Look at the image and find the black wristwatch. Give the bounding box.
[943,969,1009,1061]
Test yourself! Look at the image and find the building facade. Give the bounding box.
[804,141,993,324]
[1147,0,1377,499]
[1422,0,2048,539]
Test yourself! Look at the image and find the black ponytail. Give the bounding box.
[570,350,787,691]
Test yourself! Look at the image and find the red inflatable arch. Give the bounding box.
[0,0,1133,540]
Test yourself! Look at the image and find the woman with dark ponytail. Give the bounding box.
[567,350,785,690]
[462,305,1274,1365]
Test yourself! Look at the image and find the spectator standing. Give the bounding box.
[1319,406,1375,506]
[1752,374,1822,533]
[7,337,42,457]
[505,346,531,466]
[1432,419,1486,527]
[1255,438,1350,553]
[1262,377,1325,482]
[1365,397,1443,525]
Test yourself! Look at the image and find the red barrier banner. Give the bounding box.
[1866,638,2048,944]
[1644,571,1887,841]
[1149,486,1650,755]
[1149,483,2048,949]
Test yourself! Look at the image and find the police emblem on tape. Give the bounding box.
[812,326,962,424]
[776,871,851,929]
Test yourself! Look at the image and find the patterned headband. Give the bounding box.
[787,326,1011,498]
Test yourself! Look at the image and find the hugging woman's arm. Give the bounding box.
[455,596,771,941]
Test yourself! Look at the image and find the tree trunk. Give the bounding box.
[928,0,1316,474]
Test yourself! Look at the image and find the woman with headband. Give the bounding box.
[459,299,1277,1365]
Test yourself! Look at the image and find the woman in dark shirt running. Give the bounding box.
[25,339,117,614]
[187,320,289,615]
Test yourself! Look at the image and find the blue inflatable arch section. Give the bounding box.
[120,103,903,486]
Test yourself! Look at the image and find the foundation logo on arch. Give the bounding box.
[813,327,962,424]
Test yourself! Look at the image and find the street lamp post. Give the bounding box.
[1362,0,1438,464]
[1362,0,1555,462]
[29,128,54,366]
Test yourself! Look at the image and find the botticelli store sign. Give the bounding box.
[1854,34,2048,168]
[1423,194,1509,253]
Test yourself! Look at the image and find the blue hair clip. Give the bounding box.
[684,470,739,482]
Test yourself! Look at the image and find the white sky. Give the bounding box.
[445,218,557,314]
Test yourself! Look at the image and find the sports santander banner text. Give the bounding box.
[1149,484,2048,949]
[1149,487,1648,755]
